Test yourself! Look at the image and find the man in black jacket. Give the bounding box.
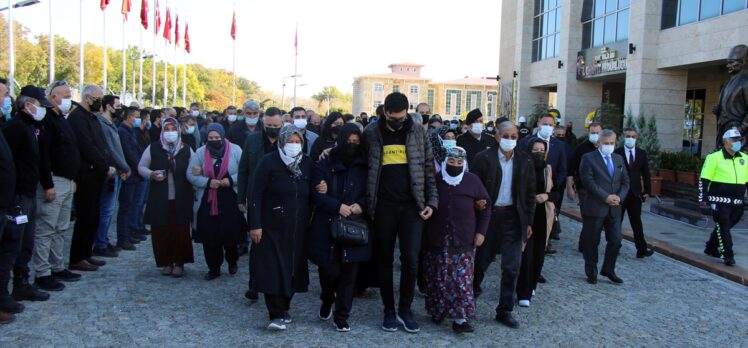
[32,80,82,293]
[615,128,654,258]
[67,85,114,272]
[471,121,535,329]
[0,81,20,320]
[456,108,497,164]
[1,88,53,306]
[116,108,144,252]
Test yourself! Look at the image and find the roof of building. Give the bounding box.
[388,63,425,68]
[355,73,431,81]
[438,77,499,86]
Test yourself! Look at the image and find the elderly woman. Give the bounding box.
[187,124,245,280]
[516,138,560,307]
[138,117,194,277]
[248,124,312,331]
[423,146,491,334]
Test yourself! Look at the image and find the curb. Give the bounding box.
[560,208,748,286]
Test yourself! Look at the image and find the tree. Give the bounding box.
[312,86,344,115]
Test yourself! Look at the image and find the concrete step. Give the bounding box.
[650,203,711,228]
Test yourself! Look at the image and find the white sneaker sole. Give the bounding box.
[396,315,420,333]
[267,323,287,331]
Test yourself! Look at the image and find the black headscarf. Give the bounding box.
[336,123,363,165]
[321,112,345,141]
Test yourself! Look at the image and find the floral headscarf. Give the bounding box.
[277,124,305,177]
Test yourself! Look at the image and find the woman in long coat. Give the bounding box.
[137,117,194,277]
[248,124,312,331]
[187,123,245,280]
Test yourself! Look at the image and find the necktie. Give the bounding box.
[628,150,634,166]
[605,156,614,178]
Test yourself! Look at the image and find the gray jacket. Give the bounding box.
[362,113,438,219]
[97,115,129,174]
[579,151,630,218]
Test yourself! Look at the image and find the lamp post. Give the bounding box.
[281,74,301,110]
[1,0,41,96]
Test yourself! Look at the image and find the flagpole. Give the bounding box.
[122,16,127,101]
[172,18,177,107]
[103,7,107,93]
[138,21,143,105]
[163,39,167,107]
[151,0,156,106]
[49,0,54,84]
[292,23,298,108]
[79,0,84,97]
[7,0,14,96]
[231,4,236,106]
[182,43,186,106]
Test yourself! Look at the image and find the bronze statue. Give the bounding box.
[715,45,748,146]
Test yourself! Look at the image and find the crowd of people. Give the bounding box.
[0,79,698,333]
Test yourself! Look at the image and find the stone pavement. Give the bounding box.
[1,216,747,347]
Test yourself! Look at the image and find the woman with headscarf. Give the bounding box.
[309,112,345,161]
[423,146,491,334]
[516,138,559,307]
[248,124,312,331]
[187,123,245,280]
[137,117,194,277]
[307,123,370,332]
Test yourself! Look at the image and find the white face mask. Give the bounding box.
[283,143,302,157]
[538,125,553,139]
[30,104,46,121]
[246,117,258,126]
[283,122,292,128]
[624,137,636,149]
[227,114,237,122]
[588,133,600,144]
[164,131,179,143]
[190,110,200,117]
[499,138,517,152]
[58,98,73,114]
[293,118,308,129]
[185,125,196,134]
[471,123,483,134]
[442,139,457,150]
[600,144,615,156]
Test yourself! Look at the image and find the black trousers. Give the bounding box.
[706,203,742,259]
[621,194,647,253]
[319,259,359,322]
[517,208,548,301]
[581,212,622,278]
[474,207,523,313]
[0,208,22,295]
[203,244,238,275]
[374,201,423,312]
[70,175,105,264]
[11,195,36,284]
[265,293,294,320]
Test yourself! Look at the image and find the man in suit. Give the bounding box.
[519,113,567,188]
[472,121,536,329]
[615,128,655,258]
[579,129,629,284]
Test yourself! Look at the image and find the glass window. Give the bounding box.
[699,0,721,20]
[374,83,383,92]
[582,21,593,49]
[593,18,604,47]
[723,0,746,14]
[393,85,399,93]
[605,0,617,12]
[604,14,617,44]
[594,0,605,16]
[427,89,435,110]
[531,0,562,62]
[619,0,630,7]
[582,0,630,48]
[554,34,561,56]
[663,0,747,29]
[678,0,699,25]
[409,85,419,94]
[617,9,629,41]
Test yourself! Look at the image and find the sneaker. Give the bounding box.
[12,284,50,302]
[92,247,118,258]
[452,321,474,334]
[518,300,530,308]
[34,276,65,292]
[52,269,82,282]
[334,319,351,332]
[267,319,287,331]
[282,311,293,324]
[381,311,398,332]
[396,309,420,333]
[319,302,333,321]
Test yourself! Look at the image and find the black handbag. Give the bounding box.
[331,215,369,246]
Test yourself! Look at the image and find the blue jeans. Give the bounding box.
[134,180,149,232]
[94,176,121,249]
[116,181,139,244]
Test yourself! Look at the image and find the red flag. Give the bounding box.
[100,0,110,11]
[230,11,236,40]
[175,15,180,46]
[163,8,172,42]
[294,26,298,56]
[154,0,161,34]
[184,22,190,53]
[121,0,131,21]
[140,0,148,29]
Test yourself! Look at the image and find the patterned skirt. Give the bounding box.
[424,238,476,320]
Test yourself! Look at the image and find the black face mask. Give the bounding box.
[208,139,223,149]
[330,125,342,136]
[89,98,102,113]
[446,165,463,177]
[386,116,405,130]
[421,115,430,125]
[265,127,280,139]
[531,152,546,169]
[343,143,359,157]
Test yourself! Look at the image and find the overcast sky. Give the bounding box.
[6,0,502,97]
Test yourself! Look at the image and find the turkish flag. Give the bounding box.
[155,0,161,34]
[175,15,180,46]
[140,0,148,29]
[184,22,190,53]
[100,0,110,11]
[231,11,236,40]
[163,8,172,42]
[121,0,131,21]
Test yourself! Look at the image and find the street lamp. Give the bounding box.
[0,0,39,11]
[281,74,301,110]
[2,0,41,96]
[131,53,154,105]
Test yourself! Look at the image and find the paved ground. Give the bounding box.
[2,216,747,347]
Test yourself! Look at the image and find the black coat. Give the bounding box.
[143,144,194,226]
[68,106,111,179]
[195,172,246,246]
[0,131,16,210]
[2,113,45,198]
[307,149,371,266]
[117,124,142,184]
[309,136,336,162]
[248,152,312,296]
[456,132,497,164]
[614,146,651,197]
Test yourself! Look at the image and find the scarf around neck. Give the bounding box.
[203,139,231,216]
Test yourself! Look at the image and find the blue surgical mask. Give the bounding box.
[449,123,458,130]
[731,141,742,152]
[134,118,142,128]
[1,97,11,115]
[442,139,457,150]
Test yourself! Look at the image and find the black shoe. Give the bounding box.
[334,318,351,332]
[52,269,82,282]
[538,275,547,283]
[34,276,65,292]
[0,296,24,314]
[12,284,50,302]
[244,290,258,301]
[587,276,597,284]
[396,309,420,333]
[130,234,147,242]
[704,247,720,258]
[107,243,122,252]
[117,241,136,251]
[228,263,238,275]
[381,311,398,332]
[452,321,474,334]
[724,257,736,266]
[138,228,151,235]
[204,272,220,281]
[319,302,333,320]
[636,249,655,258]
[92,247,118,258]
[495,311,519,329]
[600,271,623,284]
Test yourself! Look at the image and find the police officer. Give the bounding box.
[699,128,748,266]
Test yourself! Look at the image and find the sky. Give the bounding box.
[5,0,502,98]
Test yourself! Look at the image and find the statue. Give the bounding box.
[715,44,748,147]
